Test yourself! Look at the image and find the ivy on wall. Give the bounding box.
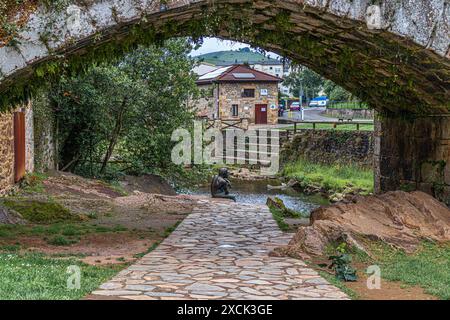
[31,86,56,171]
[1,0,35,46]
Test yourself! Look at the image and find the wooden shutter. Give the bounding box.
[14,112,26,182]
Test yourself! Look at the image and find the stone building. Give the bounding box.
[195,65,282,125]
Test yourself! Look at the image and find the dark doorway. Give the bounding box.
[14,111,25,182]
[255,104,268,124]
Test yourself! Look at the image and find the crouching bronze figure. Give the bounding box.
[211,168,236,202]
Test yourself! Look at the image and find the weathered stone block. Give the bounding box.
[421,161,445,184]
[281,130,374,168]
[417,182,434,195]
[375,116,450,201]
[0,46,26,77]
[444,163,450,185]
[440,186,450,205]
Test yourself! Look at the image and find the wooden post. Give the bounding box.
[294,122,297,134]
[357,123,360,131]
[313,123,316,130]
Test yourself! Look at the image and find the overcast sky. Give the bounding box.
[190,37,249,56]
[190,37,280,58]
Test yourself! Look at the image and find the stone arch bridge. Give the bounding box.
[0,0,449,201]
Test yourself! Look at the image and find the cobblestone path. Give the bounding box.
[91,201,348,300]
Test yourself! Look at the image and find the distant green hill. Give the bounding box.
[196,48,281,65]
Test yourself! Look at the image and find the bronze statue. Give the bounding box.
[211,168,236,202]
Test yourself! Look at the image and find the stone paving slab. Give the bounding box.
[91,201,348,300]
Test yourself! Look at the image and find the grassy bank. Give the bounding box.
[268,206,306,232]
[0,171,190,299]
[317,241,450,300]
[0,253,121,300]
[282,158,374,195]
[367,242,450,300]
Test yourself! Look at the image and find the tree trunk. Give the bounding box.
[100,99,127,174]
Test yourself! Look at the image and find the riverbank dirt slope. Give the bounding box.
[275,191,450,257]
[0,172,206,265]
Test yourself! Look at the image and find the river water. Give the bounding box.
[185,179,328,215]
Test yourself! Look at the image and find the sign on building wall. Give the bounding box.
[260,89,268,96]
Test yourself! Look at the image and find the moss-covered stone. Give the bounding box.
[1,199,80,223]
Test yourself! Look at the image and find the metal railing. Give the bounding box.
[326,101,369,110]
[280,119,374,141]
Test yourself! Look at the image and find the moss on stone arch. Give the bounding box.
[0,0,448,116]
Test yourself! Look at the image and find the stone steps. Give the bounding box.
[225,149,279,156]
[212,156,272,165]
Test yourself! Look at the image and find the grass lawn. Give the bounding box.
[282,158,374,194]
[0,253,122,300]
[279,123,374,131]
[0,222,128,247]
[0,222,134,299]
[315,241,450,300]
[367,242,450,300]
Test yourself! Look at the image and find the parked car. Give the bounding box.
[290,102,301,111]
[309,96,328,107]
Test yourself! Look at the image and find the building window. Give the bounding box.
[242,89,255,98]
[232,104,239,117]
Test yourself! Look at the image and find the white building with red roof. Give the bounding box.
[194,64,282,125]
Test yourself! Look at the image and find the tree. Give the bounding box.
[52,65,147,174]
[283,67,324,101]
[120,39,199,172]
[323,80,352,102]
[51,38,198,178]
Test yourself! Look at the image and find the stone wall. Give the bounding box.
[374,116,450,205]
[281,129,374,168]
[194,83,216,119]
[323,108,374,120]
[0,112,14,194]
[25,102,35,173]
[0,100,38,194]
[33,91,56,172]
[218,82,278,125]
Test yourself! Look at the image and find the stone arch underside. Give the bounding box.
[0,0,449,114]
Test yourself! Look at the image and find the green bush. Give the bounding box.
[46,235,78,246]
[60,225,84,236]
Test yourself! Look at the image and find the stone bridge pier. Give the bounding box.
[375,116,450,204]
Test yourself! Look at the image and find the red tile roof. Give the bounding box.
[196,64,283,85]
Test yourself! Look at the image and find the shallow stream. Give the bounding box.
[185,179,328,215]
